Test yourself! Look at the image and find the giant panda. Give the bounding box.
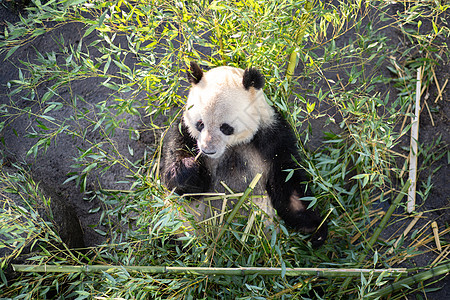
[160,62,328,247]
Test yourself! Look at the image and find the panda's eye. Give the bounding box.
[196,120,204,132]
[220,123,234,135]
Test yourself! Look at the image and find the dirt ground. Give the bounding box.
[0,2,448,298]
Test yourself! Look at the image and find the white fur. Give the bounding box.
[184,66,275,159]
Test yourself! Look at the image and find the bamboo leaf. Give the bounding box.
[4,45,20,60]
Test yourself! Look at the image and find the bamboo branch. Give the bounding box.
[270,277,316,299]
[407,68,421,213]
[410,226,450,250]
[351,212,384,244]
[11,264,407,278]
[368,180,411,248]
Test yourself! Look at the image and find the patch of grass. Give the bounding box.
[0,0,449,299]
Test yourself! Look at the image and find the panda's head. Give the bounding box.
[184,62,275,159]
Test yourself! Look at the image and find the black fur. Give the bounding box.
[187,61,203,85]
[253,113,328,248]
[243,67,265,90]
[160,122,209,195]
[161,113,328,248]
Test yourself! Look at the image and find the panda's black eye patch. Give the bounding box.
[220,123,234,135]
[196,120,204,132]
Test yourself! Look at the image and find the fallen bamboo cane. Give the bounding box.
[407,68,421,213]
[11,264,407,278]
[368,262,450,299]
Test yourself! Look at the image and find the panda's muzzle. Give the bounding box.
[198,129,226,158]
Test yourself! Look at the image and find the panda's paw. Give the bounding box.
[165,157,207,194]
[286,192,328,248]
[310,221,328,249]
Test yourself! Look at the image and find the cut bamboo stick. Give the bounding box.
[285,1,313,80]
[407,68,421,213]
[431,221,442,251]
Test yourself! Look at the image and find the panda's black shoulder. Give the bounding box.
[251,111,299,159]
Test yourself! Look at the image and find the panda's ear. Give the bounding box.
[243,67,264,90]
[187,61,203,85]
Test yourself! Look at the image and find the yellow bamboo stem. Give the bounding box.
[431,221,442,251]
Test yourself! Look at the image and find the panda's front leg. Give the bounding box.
[161,121,210,195]
[164,155,209,195]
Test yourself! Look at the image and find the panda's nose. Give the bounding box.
[201,149,217,156]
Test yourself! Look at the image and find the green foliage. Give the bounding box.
[1,0,449,299]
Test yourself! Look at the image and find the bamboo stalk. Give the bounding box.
[285,1,314,80]
[407,68,421,213]
[241,210,256,243]
[368,262,450,299]
[11,264,407,277]
[351,212,385,244]
[339,180,411,295]
[336,73,346,90]
[367,181,412,248]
